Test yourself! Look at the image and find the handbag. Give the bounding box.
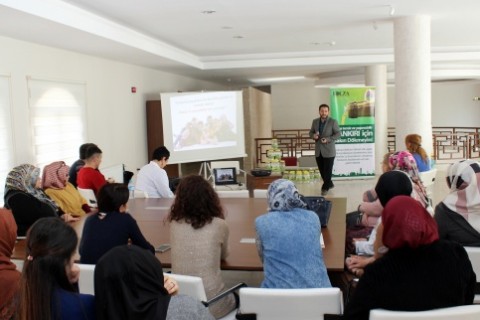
[301,195,332,227]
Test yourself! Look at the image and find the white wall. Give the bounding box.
[271,80,480,129]
[271,80,329,129]
[0,36,226,172]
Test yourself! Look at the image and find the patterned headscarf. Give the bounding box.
[4,164,58,210]
[267,179,307,211]
[42,161,70,189]
[443,159,480,232]
[388,151,429,208]
[383,195,439,249]
[389,151,421,182]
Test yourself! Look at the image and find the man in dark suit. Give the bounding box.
[309,104,341,195]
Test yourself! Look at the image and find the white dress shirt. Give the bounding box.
[135,161,174,198]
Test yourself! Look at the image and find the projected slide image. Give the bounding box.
[171,92,237,151]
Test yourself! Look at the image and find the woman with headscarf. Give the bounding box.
[0,209,21,320]
[168,175,235,319]
[4,164,78,236]
[434,159,480,246]
[344,196,476,320]
[255,179,331,289]
[42,161,94,217]
[405,133,431,172]
[389,150,431,211]
[346,170,414,276]
[94,245,214,320]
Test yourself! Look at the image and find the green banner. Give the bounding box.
[330,87,375,178]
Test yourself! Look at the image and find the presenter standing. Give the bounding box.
[309,104,341,195]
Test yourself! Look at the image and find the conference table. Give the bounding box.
[12,197,347,272]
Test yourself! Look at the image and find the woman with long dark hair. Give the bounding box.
[19,217,95,320]
[168,175,235,319]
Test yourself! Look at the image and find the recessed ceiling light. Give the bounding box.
[310,42,321,46]
[221,26,233,30]
[201,10,216,14]
[249,76,307,84]
[233,35,244,39]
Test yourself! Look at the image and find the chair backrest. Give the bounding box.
[78,264,96,295]
[77,188,98,208]
[369,305,480,320]
[253,189,268,198]
[419,169,437,198]
[216,190,250,198]
[166,273,208,301]
[133,189,149,198]
[298,156,317,168]
[238,287,343,320]
[11,259,24,271]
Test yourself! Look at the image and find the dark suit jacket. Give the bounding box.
[309,117,341,157]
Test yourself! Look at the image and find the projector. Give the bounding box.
[251,169,272,177]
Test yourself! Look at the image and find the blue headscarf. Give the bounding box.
[267,179,307,211]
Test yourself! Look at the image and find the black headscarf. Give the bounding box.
[375,170,413,207]
[94,245,171,320]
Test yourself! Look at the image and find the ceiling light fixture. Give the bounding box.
[327,41,336,46]
[232,35,244,39]
[473,96,480,101]
[389,5,395,16]
[201,10,216,14]
[249,76,307,84]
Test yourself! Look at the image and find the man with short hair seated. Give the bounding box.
[135,146,174,198]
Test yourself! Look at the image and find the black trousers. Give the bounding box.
[315,154,335,189]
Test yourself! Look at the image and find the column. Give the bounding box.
[365,65,388,174]
[394,16,432,157]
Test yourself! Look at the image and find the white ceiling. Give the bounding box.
[1,0,480,86]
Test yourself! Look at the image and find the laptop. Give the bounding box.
[213,167,238,186]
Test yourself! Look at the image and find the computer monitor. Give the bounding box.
[213,167,237,186]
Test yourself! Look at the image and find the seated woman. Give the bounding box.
[346,169,413,277]
[95,245,214,320]
[434,159,480,246]
[344,196,476,320]
[345,152,392,256]
[255,179,331,289]
[0,209,21,320]
[19,217,95,320]
[79,183,154,264]
[405,133,431,172]
[4,164,78,236]
[42,161,95,217]
[168,175,235,319]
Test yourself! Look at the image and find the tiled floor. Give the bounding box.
[223,164,450,288]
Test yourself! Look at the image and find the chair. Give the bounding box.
[369,305,480,320]
[464,246,480,303]
[253,189,268,198]
[281,156,298,167]
[133,189,149,198]
[78,264,95,295]
[77,188,98,208]
[167,273,246,320]
[11,259,24,271]
[210,161,247,187]
[237,287,343,320]
[216,190,250,198]
[419,168,437,198]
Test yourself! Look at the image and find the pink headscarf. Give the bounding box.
[42,161,70,189]
[382,196,439,249]
[443,159,480,232]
